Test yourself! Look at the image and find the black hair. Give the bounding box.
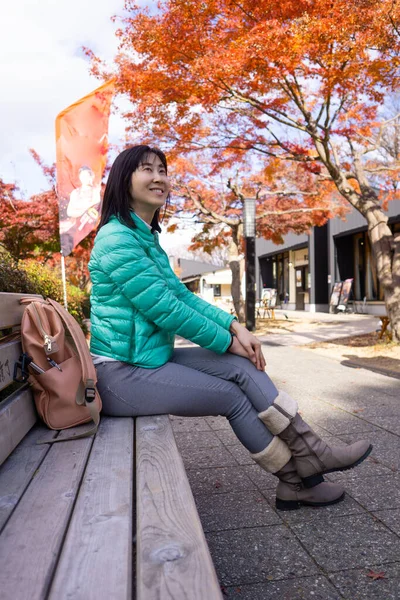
[97,144,170,234]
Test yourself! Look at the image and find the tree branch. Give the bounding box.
[180,184,240,226]
[258,190,318,197]
[258,207,331,218]
[362,112,400,155]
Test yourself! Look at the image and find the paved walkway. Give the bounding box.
[258,311,380,347]
[172,333,400,599]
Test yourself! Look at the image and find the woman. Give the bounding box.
[88,145,372,511]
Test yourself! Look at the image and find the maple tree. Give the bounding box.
[91,0,400,339]
[169,155,342,319]
[0,177,60,261]
[0,153,93,292]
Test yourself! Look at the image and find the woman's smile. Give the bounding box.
[149,186,165,196]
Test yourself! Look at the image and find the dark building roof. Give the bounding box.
[177,258,226,280]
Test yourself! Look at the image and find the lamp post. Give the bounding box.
[243,197,256,331]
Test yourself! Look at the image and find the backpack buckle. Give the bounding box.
[85,387,96,403]
[13,353,30,383]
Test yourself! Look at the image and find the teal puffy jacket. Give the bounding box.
[88,212,236,368]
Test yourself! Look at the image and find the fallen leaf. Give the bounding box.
[366,570,386,580]
[214,481,222,488]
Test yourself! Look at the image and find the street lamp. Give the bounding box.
[243,197,256,331]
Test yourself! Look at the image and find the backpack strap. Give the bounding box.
[35,299,101,445]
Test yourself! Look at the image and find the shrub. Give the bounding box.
[0,249,87,325]
[0,247,35,293]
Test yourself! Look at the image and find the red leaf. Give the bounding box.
[366,570,386,580]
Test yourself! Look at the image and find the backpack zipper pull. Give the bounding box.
[31,303,59,355]
[44,334,53,353]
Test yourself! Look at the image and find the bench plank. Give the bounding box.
[0,431,93,600]
[0,292,42,329]
[0,337,22,392]
[0,386,37,466]
[0,424,57,531]
[136,415,223,600]
[48,417,134,600]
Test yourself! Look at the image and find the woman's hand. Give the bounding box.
[227,335,253,360]
[228,321,266,371]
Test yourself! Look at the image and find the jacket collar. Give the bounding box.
[129,211,156,240]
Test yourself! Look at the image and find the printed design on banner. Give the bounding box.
[56,81,115,256]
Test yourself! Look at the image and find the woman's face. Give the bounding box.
[129,153,170,211]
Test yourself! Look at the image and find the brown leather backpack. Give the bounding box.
[18,297,102,444]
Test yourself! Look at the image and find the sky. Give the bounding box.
[0,0,200,252]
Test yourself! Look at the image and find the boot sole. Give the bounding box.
[302,444,374,489]
[276,491,345,511]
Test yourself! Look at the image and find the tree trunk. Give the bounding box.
[336,189,399,341]
[313,138,400,342]
[367,211,400,342]
[228,225,245,322]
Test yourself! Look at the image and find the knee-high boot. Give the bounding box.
[258,391,373,488]
[250,437,345,511]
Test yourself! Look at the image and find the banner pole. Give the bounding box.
[60,251,68,310]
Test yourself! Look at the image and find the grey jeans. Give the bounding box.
[95,347,279,454]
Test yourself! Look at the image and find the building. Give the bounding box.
[170,257,245,310]
[256,200,400,314]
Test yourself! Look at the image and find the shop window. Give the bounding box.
[271,252,290,303]
[353,233,366,300]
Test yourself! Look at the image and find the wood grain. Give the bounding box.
[0,292,42,329]
[0,424,57,531]
[136,415,223,600]
[0,386,37,466]
[0,338,22,392]
[49,417,134,600]
[0,429,93,600]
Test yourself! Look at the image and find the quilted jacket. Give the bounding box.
[88,211,236,368]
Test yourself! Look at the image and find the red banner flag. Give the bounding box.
[56,79,115,256]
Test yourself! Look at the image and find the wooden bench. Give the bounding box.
[0,292,223,599]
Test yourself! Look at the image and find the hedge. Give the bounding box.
[0,248,87,325]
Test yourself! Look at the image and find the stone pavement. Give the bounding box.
[258,311,380,347]
[171,342,400,599]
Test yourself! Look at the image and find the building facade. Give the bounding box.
[170,257,245,311]
[256,200,400,314]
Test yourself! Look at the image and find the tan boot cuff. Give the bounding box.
[258,391,298,434]
[250,436,292,474]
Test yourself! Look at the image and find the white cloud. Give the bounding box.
[0,0,125,196]
[0,0,198,252]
